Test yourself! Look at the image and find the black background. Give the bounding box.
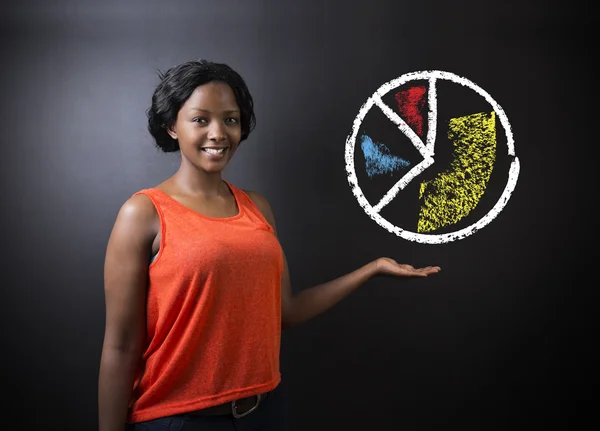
[1,1,595,429]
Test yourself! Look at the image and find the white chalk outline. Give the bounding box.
[345,70,520,244]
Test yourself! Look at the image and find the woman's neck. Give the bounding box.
[171,162,227,197]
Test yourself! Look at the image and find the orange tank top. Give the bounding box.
[127,181,283,423]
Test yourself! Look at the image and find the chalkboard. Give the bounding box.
[1,1,593,429]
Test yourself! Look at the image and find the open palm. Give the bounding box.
[375,257,441,278]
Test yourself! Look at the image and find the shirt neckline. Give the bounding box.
[151,180,244,222]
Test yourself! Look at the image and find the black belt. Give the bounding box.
[188,392,269,418]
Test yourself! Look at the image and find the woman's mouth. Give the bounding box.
[200,147,228,160]
[202,147,227,155]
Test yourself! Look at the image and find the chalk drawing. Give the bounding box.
[345,70,520,244]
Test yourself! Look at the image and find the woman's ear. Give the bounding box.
[167,123,177,140]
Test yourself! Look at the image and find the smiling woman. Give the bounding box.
[97,59,440,431]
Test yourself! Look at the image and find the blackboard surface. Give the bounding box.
[1,1,594,429]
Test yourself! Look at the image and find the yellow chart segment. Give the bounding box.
[417,111,496,233]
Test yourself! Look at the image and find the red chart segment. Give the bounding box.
[394,85,427,137]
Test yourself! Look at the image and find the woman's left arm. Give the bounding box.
[246,191,440,328]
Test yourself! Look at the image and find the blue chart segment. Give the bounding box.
[359,134,410,178]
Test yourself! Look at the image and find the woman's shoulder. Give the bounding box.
[240,188,276,226]
[114,190,160,229]
[240,188,269,208]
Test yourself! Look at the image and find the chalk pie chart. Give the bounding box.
[345,71,520,244]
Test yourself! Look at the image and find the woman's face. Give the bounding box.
[168,81,242,174]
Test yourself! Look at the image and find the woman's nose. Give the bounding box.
[208,125,226,142]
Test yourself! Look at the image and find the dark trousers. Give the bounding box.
[126,384,286,431]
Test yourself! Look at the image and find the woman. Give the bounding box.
[98,59,440,431]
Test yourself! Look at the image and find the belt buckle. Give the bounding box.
[231,393,262,419]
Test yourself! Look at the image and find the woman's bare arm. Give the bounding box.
[98,194,158,431]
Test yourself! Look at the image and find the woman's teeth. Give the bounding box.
[203,148,226,154]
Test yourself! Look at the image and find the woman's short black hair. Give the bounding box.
[147,59,256,152]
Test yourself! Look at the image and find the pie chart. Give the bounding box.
[345,70,520,244]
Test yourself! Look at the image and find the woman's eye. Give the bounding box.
[225,118,239,124]
[192,117,207,124]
